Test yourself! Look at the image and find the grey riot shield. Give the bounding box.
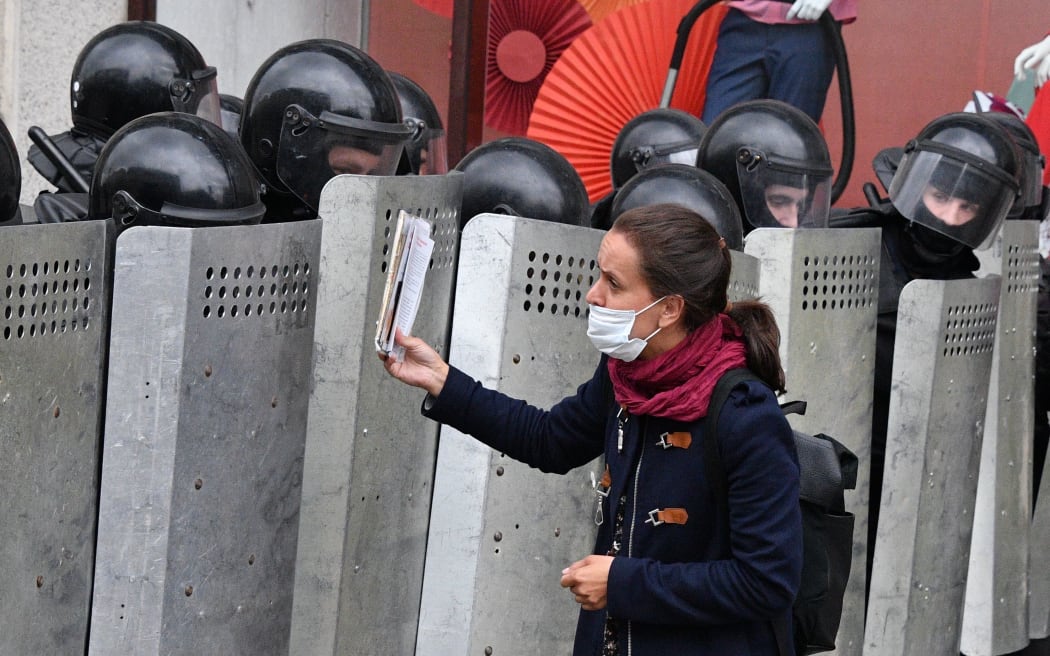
[1035,433,1050,639]
[1030,242,1050,640]
[88,221,321,655]
[289,173,462,656]
[962,221,1039,656]
[745,227,880,656]
[729,249,760,302]
[415,214,605,656]
[1,220,113,656]
[865,277,1001,656]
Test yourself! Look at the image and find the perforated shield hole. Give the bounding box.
[201,260,313,322]
[428,207,459,271]
[941,302,998,358]
[1004,241,1040,295]
[2,257,97,340]
[798,253,879,312]
[522,250,596,320]
[380,206,459,274]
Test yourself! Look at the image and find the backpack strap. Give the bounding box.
[703,368,761,506]
[703,368,795,656]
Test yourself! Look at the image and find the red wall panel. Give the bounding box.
[371,0,1050,208]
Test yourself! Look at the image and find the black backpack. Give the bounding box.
[705,369,858,656]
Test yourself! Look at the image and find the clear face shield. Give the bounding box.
[276,104,413,211]
[219,107,241,139]
[169,66,222,127]
[404,117,448,175]
[1019,145,1045,210]
[735,149,832,228]
[629,139,699,177]
[888,144,1019,249]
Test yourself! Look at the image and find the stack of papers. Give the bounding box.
[375,210,435,361]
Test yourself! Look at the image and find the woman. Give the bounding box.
[382,204,801,655]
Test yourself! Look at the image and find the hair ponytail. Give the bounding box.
[727,300,786,393]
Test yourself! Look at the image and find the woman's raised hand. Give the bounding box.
[379,328,450,397]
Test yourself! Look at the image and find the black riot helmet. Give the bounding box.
[979,112,1044,218]
[88,112,265,229]
[697,100,832,230]
[0,116,21,225]
[454,137,589,229]
[611,109,706,189]
[388,71,448,175]
[609,164,744,250]
[241,39,413,216]
[889,112,1020,250]
[71,22,221,140]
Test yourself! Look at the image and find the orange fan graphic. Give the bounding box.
[527,0,727,202]
[485,0,593,135]
[412,0,452,19]
[577,0,649,23]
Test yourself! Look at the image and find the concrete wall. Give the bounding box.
[0,0,126,206]
[156,0,367,104]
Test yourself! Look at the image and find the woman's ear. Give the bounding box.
[659,295,686,327]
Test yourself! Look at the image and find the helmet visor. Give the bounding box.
[276,105,412,211]
[631,139,699,176]
[1020,147,1045,210]
[735,150,832,228]
[404,117,448,174]
[110,190,265,229]
[219,106,241,139]
[171,67,222,128]
[889,148,1016,249]
[420,130,448,175]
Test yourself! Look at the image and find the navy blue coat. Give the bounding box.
[424,357,802,656]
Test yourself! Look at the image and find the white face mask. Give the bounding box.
[586,296,666,362]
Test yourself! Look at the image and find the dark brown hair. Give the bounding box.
[611,203,785,392]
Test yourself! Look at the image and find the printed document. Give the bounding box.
[375,210,435,360]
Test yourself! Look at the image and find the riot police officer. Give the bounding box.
[454,137,590,230]
[240,39,413,221]
[30,21,221,223]
[609,163,744,251]
[697,99,833,233]
[88,112,265,229]
[835,112,1022,588]
[591,108,706,230]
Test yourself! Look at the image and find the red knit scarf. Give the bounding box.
[607,313,748,422]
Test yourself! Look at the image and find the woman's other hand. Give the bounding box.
[560,555,613,611]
